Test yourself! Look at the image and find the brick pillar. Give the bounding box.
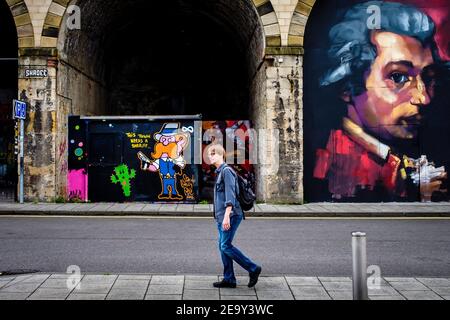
[18,49,58,202]
[259,53,304,204]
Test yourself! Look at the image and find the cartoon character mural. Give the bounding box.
[305,0,450,202]
[137,123,190,200]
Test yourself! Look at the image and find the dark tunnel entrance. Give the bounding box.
[0,1,18,202]
[58,0,265,120]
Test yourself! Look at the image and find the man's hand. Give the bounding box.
[222,206,233,231]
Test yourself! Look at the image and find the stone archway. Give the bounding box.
[47,0,272,200]
[6,0,35,47]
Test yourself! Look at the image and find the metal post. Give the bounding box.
[352,231,368,300]
[19,119,24,204]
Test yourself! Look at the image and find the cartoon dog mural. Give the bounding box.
[138,123,190,200]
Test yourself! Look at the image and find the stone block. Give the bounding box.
[183,289,220,300]
[147,285,183,295]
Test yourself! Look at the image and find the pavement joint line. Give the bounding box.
[104,275,120,301]
[284,276,298,300]
[143,275,152,299]
[24,274,51,300]
[317,277,333,300]
[414,278,447,300]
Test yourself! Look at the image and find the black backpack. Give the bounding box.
[221,165,256,213]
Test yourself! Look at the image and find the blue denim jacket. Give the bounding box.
[214,164,243,223]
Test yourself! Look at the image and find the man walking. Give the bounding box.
[207,144,261,288]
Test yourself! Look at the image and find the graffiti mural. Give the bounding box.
[67,116,199,203]
[137,123,190,200]
[201,121,255,200]
[111,164,136,197]
[304,0,450,202]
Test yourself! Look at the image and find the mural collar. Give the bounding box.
[342,117,391,161]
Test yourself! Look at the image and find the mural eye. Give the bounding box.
[390,72,410,85]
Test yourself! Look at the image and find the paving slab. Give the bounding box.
[257,290,294,300]
[48,274,85,280]
[82,275,118,282]
[111,280,149,290]
[75,283,114,294]
[321,282,353,291]
[176,205,194,212]
[142,204,162,212]
[0,292,31,300]
[369,295,406,300]
[108,204,131,213]
[183,289,220,300]
[328,291,353,300]
[319,277,352,282]
[145,294,182,300]
[185,275,219,281]
[159,205,178,213]
[184,280,217,290]
[285,277,321,286]
[368,286,401,296]
[9,274,50,284]
[389,281,429,291]
[106,289,146,300]
[220,287,256,296]
[385,277,418,282]
[67,293,107,300]
[147,285,183,295]
[88,204,114,212]
[193,205,212,212]
[117,275,152,281]
[221,295,258,300]
[27,288,71,300]
[0,282,42,293]
[123,204,146,212]
[416,278,450,287]
[400,291,443,300]
[291,286,330,300]
[151,275,184,285]
[255,281,290,291]
[429,287,450,296]
[0,281,11,289]
[40,278,81,289]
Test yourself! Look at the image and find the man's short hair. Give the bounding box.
[207,143,226,160]
[320,1,440,96]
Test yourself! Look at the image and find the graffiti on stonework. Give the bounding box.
[180,174,195,201]
[305,0,450,202]
[201,121,255,200]
[137,123,190,201]
[68,169,87,202]
[67,116,199,203]
[111,164,136,197]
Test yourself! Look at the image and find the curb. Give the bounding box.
[0,210,449,218]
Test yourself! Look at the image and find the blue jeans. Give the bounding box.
[217,214,259,284]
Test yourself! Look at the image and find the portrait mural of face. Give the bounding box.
[304,0,450,202]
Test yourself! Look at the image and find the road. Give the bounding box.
[0,216,449,277]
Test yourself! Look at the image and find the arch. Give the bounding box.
[6,0,35,47]
[41,0,282,48]
[287,0,316,47]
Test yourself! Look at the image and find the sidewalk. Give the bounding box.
[0,273,449,300]
[0,202,450,217]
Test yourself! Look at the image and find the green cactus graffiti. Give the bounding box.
[111,164,136,197]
